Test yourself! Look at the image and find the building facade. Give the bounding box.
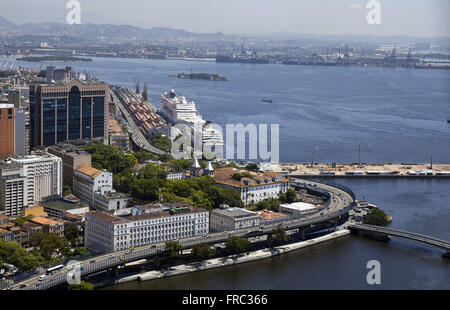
[213,167,290,204]
[0,103,15,160]
[29,79,109,148]
[279,202,318,218]
[92,191,131,212]
[85,203,209,253]
[47,143,92,188]
[0,163,26,217]
[8,153,63,206]
[210,205,260,232]
[73,163,112,207]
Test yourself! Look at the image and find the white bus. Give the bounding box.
[46,264,64,275]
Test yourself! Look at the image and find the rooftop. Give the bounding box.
[213,167,287,188]
[76,163,103,179]
[42,199,89,211]
[279,202,317,211]
[30,216,64,226]
[212,207,258,219]
[257,210,289,220]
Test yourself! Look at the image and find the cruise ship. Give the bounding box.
[160,90,224,151]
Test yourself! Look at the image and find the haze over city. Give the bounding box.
[1,0,449,37]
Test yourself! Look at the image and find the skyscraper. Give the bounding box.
[8,153,62,206]
[0,103,15,160]
[29,79,109,148]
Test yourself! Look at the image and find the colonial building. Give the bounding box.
[85,203,209,253]
[73,163,112,207]
[210,204,260,232]
[213,167,290,204]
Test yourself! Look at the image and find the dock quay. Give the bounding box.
[274,163,450,178]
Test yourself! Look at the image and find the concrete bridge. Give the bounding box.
[347,223,450,258]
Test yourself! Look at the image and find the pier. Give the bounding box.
[276,163,450,178]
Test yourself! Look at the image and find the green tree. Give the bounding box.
[29,233,71,261]
[269,227,289,246]
[62,185,72,196]
[168,158,191,172]
[0,240,43,272]
[140,163,166,179]
[280,188,297,204]
[133,151,158,164]
[363,209,389,226]
[68,281,94,290]
[245,163,259,171]
[165,241,184,259]
[11,215,32,226]
[131,178,161,201]
[158,153,172,162]
[65,224,81,247]
[84,141,138,174]
[150,134,172,152]
[190,191,214,211]
[191,243,215,262]
[225,236,250,255]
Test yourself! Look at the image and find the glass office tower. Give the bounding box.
[30,80,109,148]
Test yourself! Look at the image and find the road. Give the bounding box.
[10,178,354,290]
[110,85,165,155]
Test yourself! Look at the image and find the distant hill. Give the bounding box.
[0,16,229,44]
[0,16,448,46]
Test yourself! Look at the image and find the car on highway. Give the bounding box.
[19,284,27,288]
[151,245,156,248]
[90,260,96,264]
[38,275,47,281]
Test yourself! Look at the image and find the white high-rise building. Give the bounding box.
[0,163,26,217]
[8,153,62,206]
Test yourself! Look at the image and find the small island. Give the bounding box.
[169,72,228,81]
[17,56,93,62]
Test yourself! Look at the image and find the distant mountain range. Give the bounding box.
[0,16,448,46]
[0,16,230,44]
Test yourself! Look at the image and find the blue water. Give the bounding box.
[11,57,450,289]
[13,56,450,163]
[104,179,450,290]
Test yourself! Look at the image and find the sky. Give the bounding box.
[1,0,449,37]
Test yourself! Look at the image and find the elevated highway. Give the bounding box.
[110,85,165,155]
[11,178,355,290]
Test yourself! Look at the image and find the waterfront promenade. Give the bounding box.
[98,229,351,288]
[275,163,450,178]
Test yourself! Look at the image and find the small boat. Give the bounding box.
[261,99,273,103]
